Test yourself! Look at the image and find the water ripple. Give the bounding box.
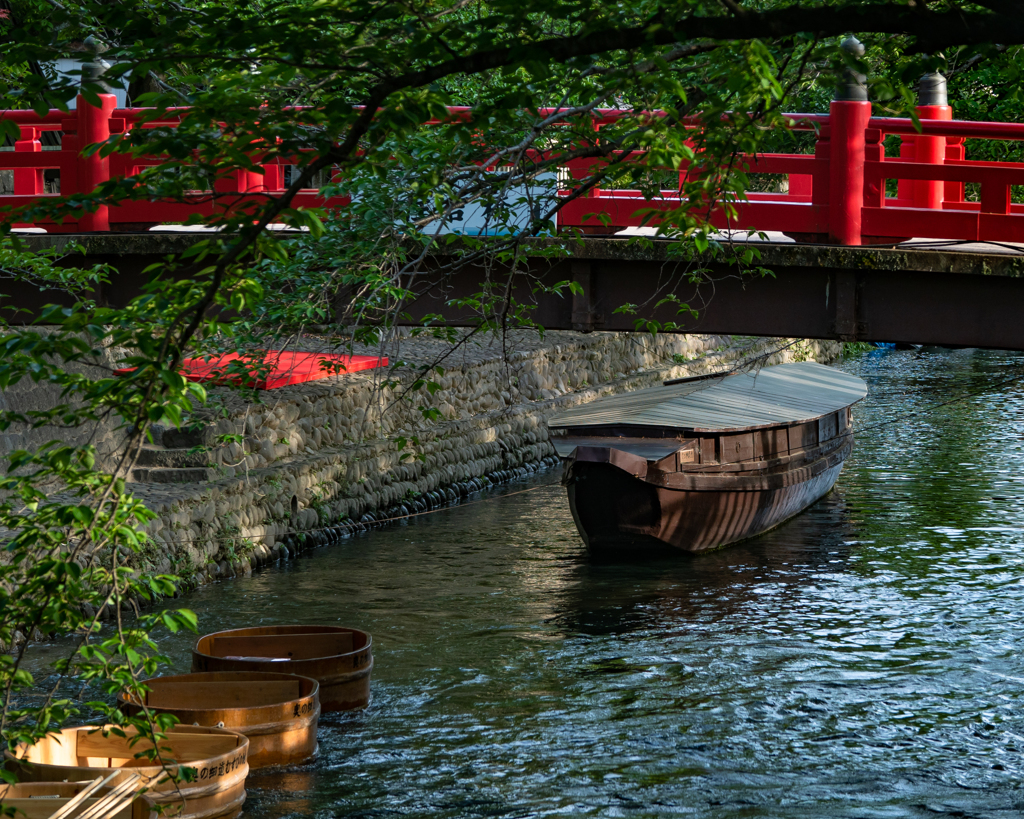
[148,347,1024,818]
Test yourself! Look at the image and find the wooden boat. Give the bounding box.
[7,725,248,819]
[0,781,134,819]
[118,671,320,770]
[549,361,867,555]
[192,625,372,712]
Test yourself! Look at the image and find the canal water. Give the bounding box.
[160,348,1024,818]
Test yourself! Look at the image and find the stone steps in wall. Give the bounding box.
[156,424,208,449]
[136,444,214,468]
[131,466,218,484]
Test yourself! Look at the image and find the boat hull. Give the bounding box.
[566,439,852,555]
[192,625,373,712]
[119,671,320,769]
[7,725,248,819]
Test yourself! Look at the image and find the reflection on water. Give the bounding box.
[150,347,1024,818]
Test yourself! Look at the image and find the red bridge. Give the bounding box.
[4,84,1024,350]
[5,90,1024,246]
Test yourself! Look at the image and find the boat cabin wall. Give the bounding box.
[699,408,852,465]
[653,441,698,471]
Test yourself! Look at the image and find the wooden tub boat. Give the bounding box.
[549,361,867,556]
[192,625,372,712]
[0,781,134,819]
[6,725,248,819]
[118,671,320,769]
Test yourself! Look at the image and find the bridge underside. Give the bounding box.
[398,239,1024,350]
[9,235,1024,351]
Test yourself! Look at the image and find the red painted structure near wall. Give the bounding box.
[115,351,389,390]
[3,94,1024,246]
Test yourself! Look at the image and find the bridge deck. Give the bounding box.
[9,232,1024,350]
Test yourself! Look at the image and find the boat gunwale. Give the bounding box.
[563,433,848,475]
[118,671,320,721]
[570,438,851,493]
[645,438,852,492]
[193,625,371,666]
[668,432,849,475]
[7,724,248,783]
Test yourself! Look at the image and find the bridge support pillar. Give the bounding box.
[571,260,596,332]
[833,270,859,340]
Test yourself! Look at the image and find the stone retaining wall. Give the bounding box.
[129,332,842,589]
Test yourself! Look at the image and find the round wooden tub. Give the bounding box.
[7,724,248,819]
[192,625,372,712]
[0,782,136,819]
[118,671,319,769]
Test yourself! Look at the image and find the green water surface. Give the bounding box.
[154,348,1024,818]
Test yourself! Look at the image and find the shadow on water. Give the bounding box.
[549,489,860,637]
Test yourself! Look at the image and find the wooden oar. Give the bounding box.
[44,774,117,819]
[82,783,143,819]
[69,774,141,819]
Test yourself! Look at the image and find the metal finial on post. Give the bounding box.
[835,36,868,102]
[840,35,865,57]
[918,71,948,107]
[80,35,113,92]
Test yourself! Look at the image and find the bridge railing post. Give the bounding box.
[898,71,951,209]
[828,36,872,246]
[13,127,44,196]
[74,37,117,231]
[75,93,117,231]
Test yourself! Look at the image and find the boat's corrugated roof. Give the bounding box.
[548,361,867,433]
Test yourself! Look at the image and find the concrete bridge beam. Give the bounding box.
[401,239,1024,350]
[7,234,1024,351]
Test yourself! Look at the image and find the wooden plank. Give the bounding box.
[788,422,818,451]
[46,775,114,819]
[699,437,717,464]
[146,680,301,710]
[818,411,838,442]
[0,799,131,819]
[753,427,788,459]
[210,632,353,661]
[652,444,697,473]
[77,731,238,763]
[719,432,755,464]
[74,775,142,819]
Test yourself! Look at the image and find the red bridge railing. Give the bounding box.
[4,92,1024,246]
